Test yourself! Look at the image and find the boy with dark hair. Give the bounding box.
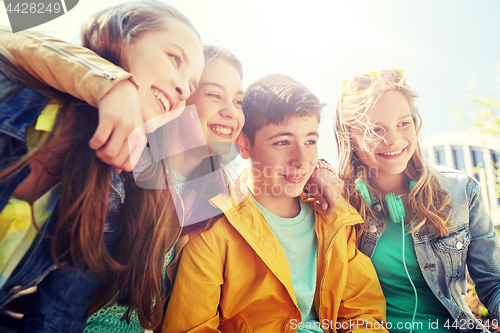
[163,74,388,333]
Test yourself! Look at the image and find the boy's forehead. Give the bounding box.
[257,115,319,140]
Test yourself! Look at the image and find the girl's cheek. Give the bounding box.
[354,136,375,155]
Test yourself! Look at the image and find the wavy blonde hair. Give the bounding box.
[334,71,452,236]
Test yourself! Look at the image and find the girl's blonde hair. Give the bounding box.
[334,71,452,236]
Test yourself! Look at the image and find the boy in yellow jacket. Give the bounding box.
[163,74,388,333]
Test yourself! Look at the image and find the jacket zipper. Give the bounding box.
[42,42,117,81]
[317,216,359,333]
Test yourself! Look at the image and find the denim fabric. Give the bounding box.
[358,165,500,333]
[0,71,125,332]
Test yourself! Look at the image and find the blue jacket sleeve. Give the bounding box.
[466,180,500,320]
[20,265,101,333]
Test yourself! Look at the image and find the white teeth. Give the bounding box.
[210,126,232,135]
[153,89,170,112]
[380,149,403,156]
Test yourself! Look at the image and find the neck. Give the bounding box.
[168,146,210,178]
[369,172,411,197]
[246,174,300,218]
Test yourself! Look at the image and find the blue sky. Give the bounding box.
[1,0,499,165]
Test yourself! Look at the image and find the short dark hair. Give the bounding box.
[241,74,324,144]
[203,45,243,80]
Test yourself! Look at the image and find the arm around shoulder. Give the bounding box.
[0,26,136,107]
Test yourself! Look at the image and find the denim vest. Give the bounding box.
[358,165,500,333]
[0,71,125,332]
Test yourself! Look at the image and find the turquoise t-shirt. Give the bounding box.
[251,195,322,333]
[371,221,458,333]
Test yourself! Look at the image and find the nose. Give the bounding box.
[383,128,401,146]
[290,145,309,169]
[220,101,239,119]
[173,79,191,103]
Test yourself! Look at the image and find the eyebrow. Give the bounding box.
[199,82,244,95]
[373,114,413,125]
[266,131,319,141]
[200,82,225,90]
[398,114,413,120]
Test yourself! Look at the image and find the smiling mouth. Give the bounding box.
[378,148,404,156]
[152,88,171,113]
[210,125,234,136]
[281,174,306,182]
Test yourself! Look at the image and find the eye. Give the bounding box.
[306,140,317,145]
[234,100,243,108]
[372,127,383,133]
[207,93,221,99]
[169,54,181,67]
[274,140,289,146]
[398,120,412,127]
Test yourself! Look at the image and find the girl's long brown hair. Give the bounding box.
[334,73,452,237]
[0,1,200,329]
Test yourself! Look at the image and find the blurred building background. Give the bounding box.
[422,132,500,226]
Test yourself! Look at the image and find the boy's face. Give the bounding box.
[244,116,319,199]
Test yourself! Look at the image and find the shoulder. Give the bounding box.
[187,214,237,246]
[432,164,477,185]
[431,164,480,200]
[322,197,363,224]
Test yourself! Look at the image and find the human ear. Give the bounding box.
[235,133,251,160]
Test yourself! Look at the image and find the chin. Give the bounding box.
[282,185,305,198]
[209,142,233,156]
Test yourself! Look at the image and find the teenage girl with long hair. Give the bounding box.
[335,69,500,332]
[0,1,204,331]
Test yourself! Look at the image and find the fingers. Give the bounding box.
[306,168,345,217]
[95,136,129,171]
[325,178,344,217]
[90,79,143,171]
[127,124,148,171]
[316,192,330,212]
[89,120,113,150]
[305,183,329,212]
[324,195,337,217]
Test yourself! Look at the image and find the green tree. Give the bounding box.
[467,66,500,136]
[465,63,500,198]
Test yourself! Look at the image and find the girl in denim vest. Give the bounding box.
[335,69,500,333]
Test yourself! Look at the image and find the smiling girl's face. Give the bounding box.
[186,58,245,156]
[353,89,417,181]
[128,19,205,123]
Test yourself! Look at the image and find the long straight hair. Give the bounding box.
[334,74,452,237]
[0,1,200,329]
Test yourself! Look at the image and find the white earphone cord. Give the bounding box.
[401,216,418,333]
